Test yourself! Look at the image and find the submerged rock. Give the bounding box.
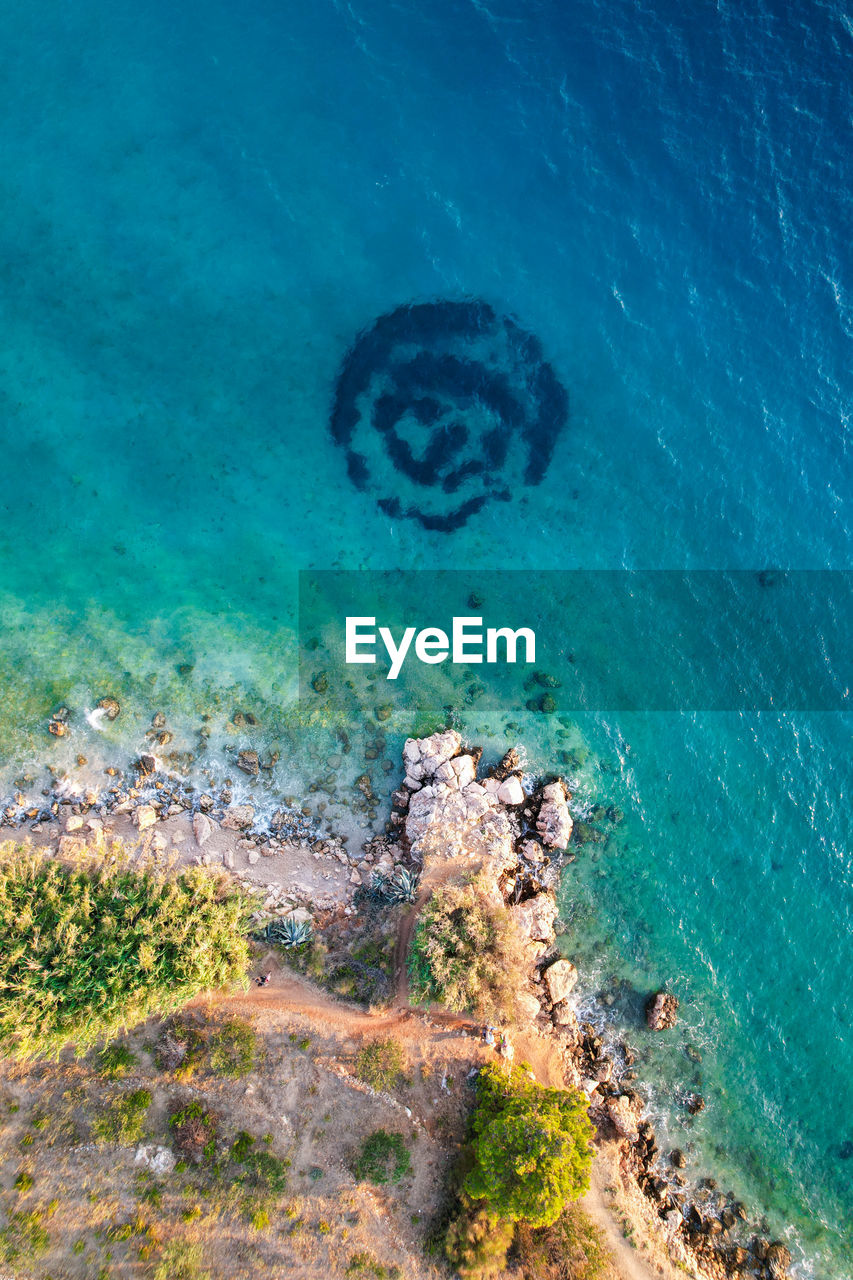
[237,750,260,777]
[97,696,120,720]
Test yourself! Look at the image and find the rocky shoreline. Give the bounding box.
[0,723,795,1280]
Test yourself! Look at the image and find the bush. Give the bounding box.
[355,1038,405,1091]
[97,1041,137,1079]
[353,1130,411,1185]
[464,1064,593,1229]
[209,1018,256,1078]
[408,875,528,1020]
[169,1100,218,1164]
[511,1204,616,1279]
[445,1201,515,1279]
[0,841,251,1058]
[93,1088,151,1146]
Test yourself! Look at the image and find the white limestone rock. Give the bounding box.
[536,780,573,848]
[543,958,579,1004]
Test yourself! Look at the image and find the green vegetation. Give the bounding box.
[93,1088,152,1146]
[153,1239,211,1280]
[97,1041,138,1079]
[445,1064,594,1278]
[0,841,251,1058]
[169,1100,218,1164]
[0,1202,56,1262]
[345,1251,403,1279]
[466,1064,593,1227]
[353,1130,412,1185]
[355,1038,406,1091]
[208,1018,256,1078]
[408,874,528,1020]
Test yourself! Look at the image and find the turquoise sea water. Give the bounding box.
[0,0,850,1272]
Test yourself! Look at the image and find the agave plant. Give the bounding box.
[371,866,419,905]
[265,915,313,948]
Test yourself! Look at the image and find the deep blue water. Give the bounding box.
[0,0,850,1272]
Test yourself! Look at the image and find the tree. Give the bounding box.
[464,1063,593,1229]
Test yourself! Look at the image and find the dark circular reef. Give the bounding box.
[330,299,568,532]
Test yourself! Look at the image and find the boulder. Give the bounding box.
[97,696,121,720]
[65,814,85,832]
[606,1095,640,1143]
[451,754,477,787]
[543,958,579,1005]
[134,1145,176,1176]
[237,750,260,777]
[515,990,542,1024]
[536,780,573,848]
[497,776,525,806]
[646,990,679,1031]
[511,892,558,943]
[134,805,157,831]
[222,804,254,831]
[192,812,216,848]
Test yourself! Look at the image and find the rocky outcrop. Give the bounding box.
[646,990,679,1030]
[511,893,558,943]
[221,804,254,831]
[543,958,579,1004]
[536,780,573,848]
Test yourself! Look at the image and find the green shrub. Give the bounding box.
[353,1130,412,1185]
[408,875,528,1020]
[97,1042,137,1079]
[464,1064,593,1229]
[355,1038,405,1091]
[153,1240,210,1280]
[0,842,251,1058]
[169,1100,218,1164]
[0,1206,52,1261]
[13,1170,33,1192]
[209,1018,256,1078]
[93,1089,151,1146]
[236,1149,289,1196]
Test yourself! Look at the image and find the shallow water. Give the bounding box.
[0,0,851,1272]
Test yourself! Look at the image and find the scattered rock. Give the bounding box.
[511,893,558,943]
[606,1094,640,1142]
[671,1148,687,1169]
